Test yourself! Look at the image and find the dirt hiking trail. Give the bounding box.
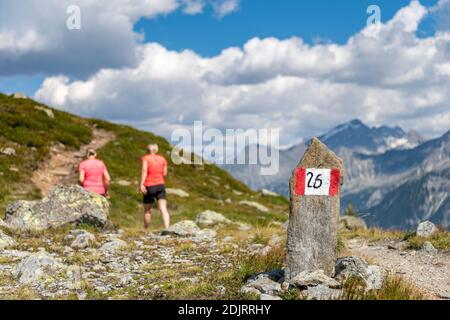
[349,238,450,300]
[31,128,116,196]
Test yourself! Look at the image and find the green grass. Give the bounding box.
[0,93,92,212]
[405,229,450,250]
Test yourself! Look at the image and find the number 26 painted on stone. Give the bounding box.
[295,168,340,196]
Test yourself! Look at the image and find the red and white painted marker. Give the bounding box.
[295,168,340,196]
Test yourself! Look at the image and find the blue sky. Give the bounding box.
[139,0,438,55]
[1,0,439,96]
[1,0,449,143]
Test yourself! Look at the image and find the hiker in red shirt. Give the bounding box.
[140,144,170,230]
[79,148,111,198]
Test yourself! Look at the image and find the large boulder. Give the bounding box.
[416,221,438,238]
[196,210,232,227]
[162,221,200,237]
[339,216,367,231]
[5,185,109,231]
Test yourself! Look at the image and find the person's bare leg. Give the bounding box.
[158,199,170,229]
[144,204,152,230]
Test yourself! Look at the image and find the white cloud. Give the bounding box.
[182,0,206,14]
[31,0,450,144]
[0,0,239,77]
[211,0,239,18]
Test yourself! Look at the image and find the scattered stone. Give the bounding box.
[166,188,190,198]
[0,147,16,156]
[34,105,55,119]
[304,284,341,300]
[13,251,65,285]
[239,201,270,213]
[241,274,282,295]
[290,270,340,289]
[70,231,97,249]
[195,229,217,241]
[225,198,232,204]
[5,185,110,231]
[162,221,200,237]
[421,241,438,255]
[196,210,232,226]
[66,265,82,290]
[0,230,16,249]
[261,189,280,197]
[416,221,438,238]
[100,239,127,254]
[339,215,367,231]
[286,138,344,280]
[260,294,282,300]
[9,166,19,172]
[233,190,243,196]
[334,256,383,290]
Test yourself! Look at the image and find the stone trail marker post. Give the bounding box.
[286,138,344,281]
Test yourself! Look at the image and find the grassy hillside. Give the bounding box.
[0,93,288,230]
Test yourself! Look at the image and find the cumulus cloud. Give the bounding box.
[211,0,240,18]
[34,0,450,144]
[0,0,239,77]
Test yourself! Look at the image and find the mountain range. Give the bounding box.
[223,119,450,230]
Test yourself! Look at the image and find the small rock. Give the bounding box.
[162,221,200,237]
[116,180,132,187]
[196,210,231,226]
[421,241,438,255]
[66,265,82,290]
[260,294,282,300]
[166,188,190,198]
[195,229,217,241]
[242,275,282,295]
[334,256,383,290]
[70,231,97,249]
[13,251,65,285]
[290,270,340,289]
[0,147,16,156]
[236,222,252,231]
[304,284,341,300]
[34,105,55,119]
[0,230,16,249]
[13,93,27,99]
[261,189,280,197]
[239,201,270,213]
[365,265,383,290]
[100,239,127,254]
[416,221,438,238]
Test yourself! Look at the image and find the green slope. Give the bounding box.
[0,93,288,230]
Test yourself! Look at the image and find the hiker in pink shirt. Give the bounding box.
[78,148,111,198]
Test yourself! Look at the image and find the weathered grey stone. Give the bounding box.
[195,210,231,226]
[239,201,269,213]
[195,229,217,241]
[421,241,438,255]
[416,221,438,238]
[304,284,341,300]
[290,270,340,289]
[334,256,383,290]
[0,147,16,156]
[286,138,344,280]
[100,239,127,254]
[13,251,65,285]
[5,185,109,231]
[241,274,282,295]
[166,188,190,198]
[70,231,97,249]
[339,215,367,231]
[0,230,16,249]
[162,221,200,237]
[34,105,55,119]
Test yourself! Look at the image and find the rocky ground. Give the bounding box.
[349,238,450,299]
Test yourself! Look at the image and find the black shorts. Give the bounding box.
[143,184,167,204]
